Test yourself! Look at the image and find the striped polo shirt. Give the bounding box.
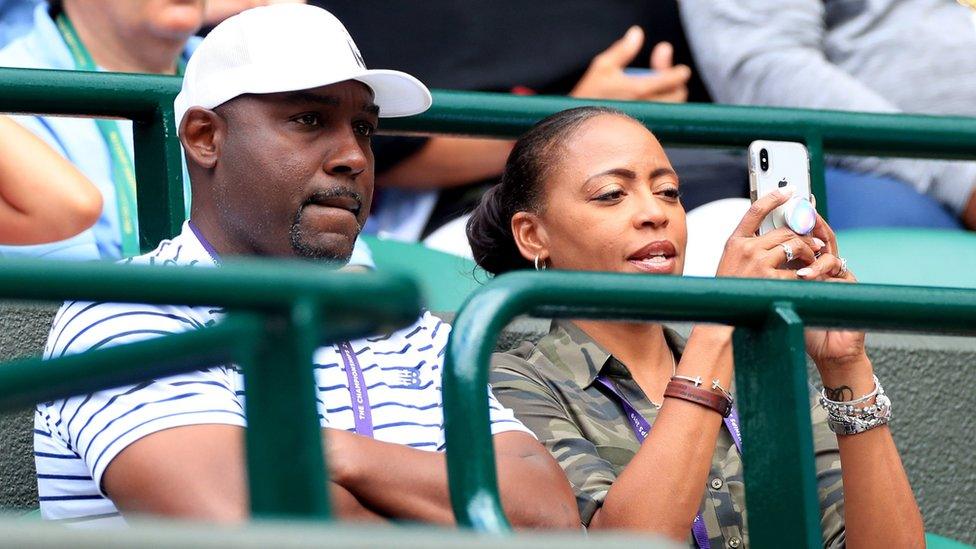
[34,222,530,527]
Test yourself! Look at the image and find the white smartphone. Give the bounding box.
[748,140,815,236]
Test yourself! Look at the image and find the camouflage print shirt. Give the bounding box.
[490,320,846,548]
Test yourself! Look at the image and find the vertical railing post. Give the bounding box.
[133,102,185,254]
[241,303,330,518]
[442,287,514,533]
[805,133,829,221]
[732,303,822,548]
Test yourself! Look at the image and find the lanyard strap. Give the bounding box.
[55,14,185,257]
[595,375,742,549]
[337,342,374,437]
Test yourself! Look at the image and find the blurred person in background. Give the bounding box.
[0,114,101,244]
[0,0,40,48]
[681,0,976,231]
[0,0,373,266]
[316,1,751,255]
[0,0,203,260]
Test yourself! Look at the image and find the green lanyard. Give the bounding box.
[55,14,184,257]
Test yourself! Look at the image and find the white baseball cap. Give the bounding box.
[174,4,432,130]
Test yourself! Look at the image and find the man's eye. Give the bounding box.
[294,113,321,126]
[354,121,376,138]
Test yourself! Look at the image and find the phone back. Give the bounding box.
[748,141,812,235]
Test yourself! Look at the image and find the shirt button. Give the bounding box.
[728,536,741,548]
[710,477,724,490]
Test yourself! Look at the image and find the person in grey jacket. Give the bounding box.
[680,0,976,229]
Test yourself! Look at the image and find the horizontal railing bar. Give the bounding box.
[4,69,976,161]
[383,90,976,161]
[0,258,419,327]
[0,67,178,120]
[483,272,976,332]
[0,314,261,412]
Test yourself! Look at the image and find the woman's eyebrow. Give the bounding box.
[584,168,637,184]
[650,167,679,181]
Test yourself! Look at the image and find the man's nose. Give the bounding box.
[323,130,368,177]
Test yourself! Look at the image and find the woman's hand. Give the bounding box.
[715,189,826,278]
[794,212,871,374]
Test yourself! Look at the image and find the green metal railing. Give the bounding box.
[441,272,976,546]
[4,67,976,538]
[0,258,421,518]
[6,67,976,242]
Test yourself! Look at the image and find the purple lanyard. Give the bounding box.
[337,342,374,437]
[595,375,742,549]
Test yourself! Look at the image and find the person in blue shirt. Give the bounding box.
[0,0,374,266]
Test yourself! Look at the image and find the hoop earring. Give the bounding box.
[534,255,547,271]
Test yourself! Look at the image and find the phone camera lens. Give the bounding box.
[759,148,769,171]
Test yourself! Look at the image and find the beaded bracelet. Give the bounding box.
[819,375,892,435]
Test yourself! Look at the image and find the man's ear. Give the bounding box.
[512,211,550,265]
[179,107,224,169]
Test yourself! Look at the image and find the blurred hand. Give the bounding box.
[571,26,691,103]
[962,188,976,230]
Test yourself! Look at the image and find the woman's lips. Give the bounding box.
[628,256,677,274]
[627,240,677,274]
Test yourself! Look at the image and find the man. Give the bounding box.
[34,4,578,528]
[680,0,976,230]
[0,0,373,266]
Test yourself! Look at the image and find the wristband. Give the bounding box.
[665,379,733,417]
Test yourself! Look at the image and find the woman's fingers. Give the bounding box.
[810,212,839,256]
[763,236,817,267]
[754,226,826,254]
[732,189,793,237]
[796,253,857,281]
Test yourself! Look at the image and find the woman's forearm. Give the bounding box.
[818,359,925,548]
[590,325,734,538]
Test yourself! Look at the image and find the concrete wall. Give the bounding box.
[2,307,973,543]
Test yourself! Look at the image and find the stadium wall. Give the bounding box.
[1,305,973,543]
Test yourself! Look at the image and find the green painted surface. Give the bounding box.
[733,306,821,548]
[361,235,483,312]
[838,228,976,289]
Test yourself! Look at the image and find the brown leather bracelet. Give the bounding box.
[665,380,733,417]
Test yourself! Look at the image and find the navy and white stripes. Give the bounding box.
[35,222,531,526]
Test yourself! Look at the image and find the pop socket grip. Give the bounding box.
[773,197,817,235]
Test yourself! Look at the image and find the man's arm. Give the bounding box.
[102,424,385,523]
[102,424,577,528]
[326,429,579,529]
[375,27,689,192]
[679,0,976,222]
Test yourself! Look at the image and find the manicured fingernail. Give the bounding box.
[796,267,813,277]
[778,187,794,198]
[813,238,825,249]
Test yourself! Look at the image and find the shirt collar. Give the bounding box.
[186,220,221,265]
[25,3,74,70]
[547,318,687,389]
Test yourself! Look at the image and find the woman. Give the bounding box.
[467,107,923,547]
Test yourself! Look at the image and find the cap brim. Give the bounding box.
[351,69,432,118]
